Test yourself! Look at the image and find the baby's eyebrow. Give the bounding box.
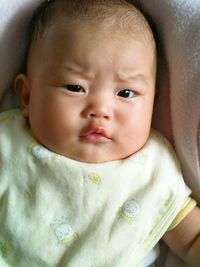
[64,64,84,72]
[116,72,149,84]
[64,64,94,79]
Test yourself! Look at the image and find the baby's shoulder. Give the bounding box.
[0,109,32,162]
[0,108,21,122]
[146,129,178,160]
[139,129,183,188]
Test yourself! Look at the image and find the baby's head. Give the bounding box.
[15,0,157,163]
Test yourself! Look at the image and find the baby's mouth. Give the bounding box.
[80,128,111,143]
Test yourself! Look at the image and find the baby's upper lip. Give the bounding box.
[80,126,110,139]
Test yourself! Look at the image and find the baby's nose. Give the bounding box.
[83,101,112,120]
[89,110,111,120]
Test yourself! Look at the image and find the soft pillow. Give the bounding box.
[0,0,41,108]
[141,0,200,204]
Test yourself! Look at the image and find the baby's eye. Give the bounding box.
[117,89,136,98]
[63,84,85,93]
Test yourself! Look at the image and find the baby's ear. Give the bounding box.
[15,74,30,117]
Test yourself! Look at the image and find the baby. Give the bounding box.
[0,0,200,266]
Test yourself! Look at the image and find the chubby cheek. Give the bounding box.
[28,96,79,146]
[121,125,149,152]
[119,110,152,152]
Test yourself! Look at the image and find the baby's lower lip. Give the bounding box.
[80,133,111,143]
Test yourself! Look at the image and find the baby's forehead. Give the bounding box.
[38,19,155,62]
[26,0,156,73]
[43,10,154,47]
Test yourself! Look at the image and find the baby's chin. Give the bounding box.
[38,138,140,164]
[57,149,136,164]
[61,152,120,164]
[47,146,126,163]
[65,148,145,164]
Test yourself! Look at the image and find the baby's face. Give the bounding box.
[17,20,156,163]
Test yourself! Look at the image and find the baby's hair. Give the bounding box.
[22,0,156,73]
